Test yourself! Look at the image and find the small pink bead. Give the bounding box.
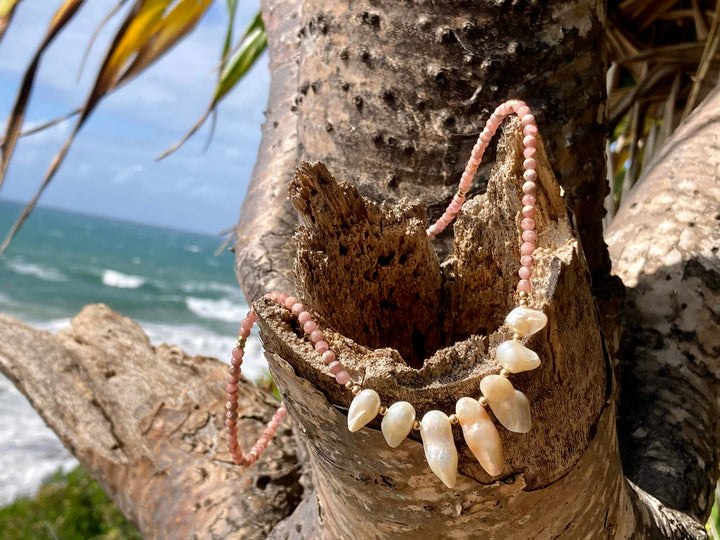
[241,318,253,331]
[266,292,278,300]
[303,320,317,334]
[427,225,438,237]
[238,327,250,339]
[298,312,311,324]
[226,411,238,420]
[448,200,461,213]
[512,100,526,111]
[519,267,532,280]
[522,181,536,194]
[315,340,329,353]
[522,205,536,218]
[328,361,343,375]
[523,124,538,137]
[291,303,304,315]
[517,105,531,118]
[231,347,244,359]
[228,394,238,405]
[335,371,350,385]
[498,103,509,115]
[523,135,537,147]
[521,218,535,230]
[248,310,259,322]
[322,350,336,364]
[523,169,538,182]
[459,179,472,192]
[268,420,280,430]
[523,158,537,170]
[231,356,243,368]
[522,194,536,206]
[276,293,289,305]
[521,114,535,127]
[517,280,531,292]
[479,131,491,143]
[523,147,536,158]
[522,230,537,242]
[225,419,235,428]
[521,255,534,267]
[284,296,298,309]
[227,374,239,385]
[520,242,535,255]
[244,455,257,466]
[310,329,324,342]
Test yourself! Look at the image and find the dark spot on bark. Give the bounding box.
[423,504,433,511]
[443,115,456,128]
[325,122,333,132]
[310,81,320,94]
[380,474,396,488]
[339,244,347,255]
[319,21,328,34]
[341,82,350,92]
[382,90,396,108]
[416,99,426,111]
[372,132,383,146]
[688,221,695,227]
[714,212,720,220]
[299,82,309,95]
[354,95,364,111]
[666,274,672,281]
[360,48,371,65]
[104,369,116,378]
[386,136,396,146]
[377,253,394,266]
[712,247,718,253]
[434,70,448,85]
[403,143,415,155]
[296,524,302,533]
[256,475,271,490]
[273,121,278,128]
[437,28,457,44]
[462,17,476,32]
[290,105,297,112]
[360,11,380,28]
[680,303,687,310]
[340,47,350,60]
[411,330,426,360]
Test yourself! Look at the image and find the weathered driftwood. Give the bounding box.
[607,84,720,520]
[0,305,301,540]
[254,122,617,537]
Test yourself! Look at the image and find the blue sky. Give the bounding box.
[0,1,270,234]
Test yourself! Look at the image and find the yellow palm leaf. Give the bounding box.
[0,0,23,42]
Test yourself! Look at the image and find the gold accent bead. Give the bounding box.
[344,380,354,390]
[500,369,510,378]
[379,405,388,416]
[351,385,362,395]
[449,414,459,425]
[478,396,488,407]
[413,420,422,431]
[513,333,522,341]
[456,189,467,198]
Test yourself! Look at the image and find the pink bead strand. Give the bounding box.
[425,99,539,295]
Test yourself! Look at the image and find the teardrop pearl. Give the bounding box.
[495,340,540,373]
[479,375,532,433]
[381,401,415,448]
[347,389,381,433]
[504,307,547,337]
[455,397,504,476]
[420,411,458,488]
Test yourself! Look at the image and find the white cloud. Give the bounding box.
[113,164,144,184]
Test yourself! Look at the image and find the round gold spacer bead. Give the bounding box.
[351,385,362,395]
[513,333,522,341]
[456,189,467,198]
[449,414,459,425]
[500,369,510,378]
[379,405,388,416]
[478,396,488,407]
[344,380,354,390]
[413,420,422,431]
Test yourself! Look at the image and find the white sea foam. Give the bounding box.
[184,244,201,253]
[180,280,243,297]
[141,322,267,381]
[186,297,248,322]
[34,318,71,333]
[101,269,146,289]
[4,259,68,282]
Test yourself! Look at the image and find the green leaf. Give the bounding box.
[213,15,266,103]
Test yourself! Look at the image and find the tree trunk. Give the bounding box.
[1,0,718,539]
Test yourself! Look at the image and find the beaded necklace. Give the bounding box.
[225,100,548,488]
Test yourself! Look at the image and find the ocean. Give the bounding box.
[0,199,266,505]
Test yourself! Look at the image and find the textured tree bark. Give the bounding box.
[0,305,302,540]
[607,84,720,521]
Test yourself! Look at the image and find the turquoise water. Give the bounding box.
[0,200,264,504]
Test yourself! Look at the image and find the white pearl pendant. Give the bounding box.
[455,397,504,476]
[504,306,547,337]
[420,410,458,488]
[347,389,381,432]
[479,375,532,433]
[381,401,416,448]
[495,340,540,373]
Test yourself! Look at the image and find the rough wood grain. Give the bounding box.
[254,122,619,537]
[607,84,720,521]
[0,305,302,540]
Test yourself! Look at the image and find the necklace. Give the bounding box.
[225,99,548,488]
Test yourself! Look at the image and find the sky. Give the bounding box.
[0,0,270,235]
